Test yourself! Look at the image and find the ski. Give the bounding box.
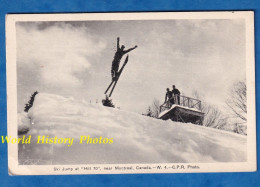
[104,80,114,95]
[104,55,129,97]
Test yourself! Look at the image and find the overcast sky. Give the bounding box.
[16,19,246,113]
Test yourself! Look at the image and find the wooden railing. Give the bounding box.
[159,95,202,113]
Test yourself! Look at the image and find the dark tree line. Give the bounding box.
[24,91,38,112]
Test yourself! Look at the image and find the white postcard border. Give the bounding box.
[6,11,256,175]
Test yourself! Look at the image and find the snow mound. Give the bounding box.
[19,93,247,165]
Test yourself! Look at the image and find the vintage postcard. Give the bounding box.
[6,11,256,175]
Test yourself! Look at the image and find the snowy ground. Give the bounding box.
[18,93,247,165]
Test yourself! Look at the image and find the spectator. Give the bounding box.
[172,85,180,105]
[165,88,174,107]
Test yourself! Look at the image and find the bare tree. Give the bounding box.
[192,90,227,129]
[151,99,161,118]
[226,80,247,123]
[144,98,161,118]
[143,106,153,117]
[203,104,228,129]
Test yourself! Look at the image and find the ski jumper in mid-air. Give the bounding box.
[111,37,138,80]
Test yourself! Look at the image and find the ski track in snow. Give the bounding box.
[18,93,247,165]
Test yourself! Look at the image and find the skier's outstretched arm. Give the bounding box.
[124,45,138,54]
[117,37,120,49]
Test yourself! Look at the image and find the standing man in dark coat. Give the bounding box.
[172,85,180,105]
[165,88,174,107]
[111,37,138,80]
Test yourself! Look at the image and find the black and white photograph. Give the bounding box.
[6,12,256,175]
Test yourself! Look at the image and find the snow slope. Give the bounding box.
[18,93,247,165]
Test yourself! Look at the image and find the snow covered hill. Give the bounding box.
[18,93,247,165]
